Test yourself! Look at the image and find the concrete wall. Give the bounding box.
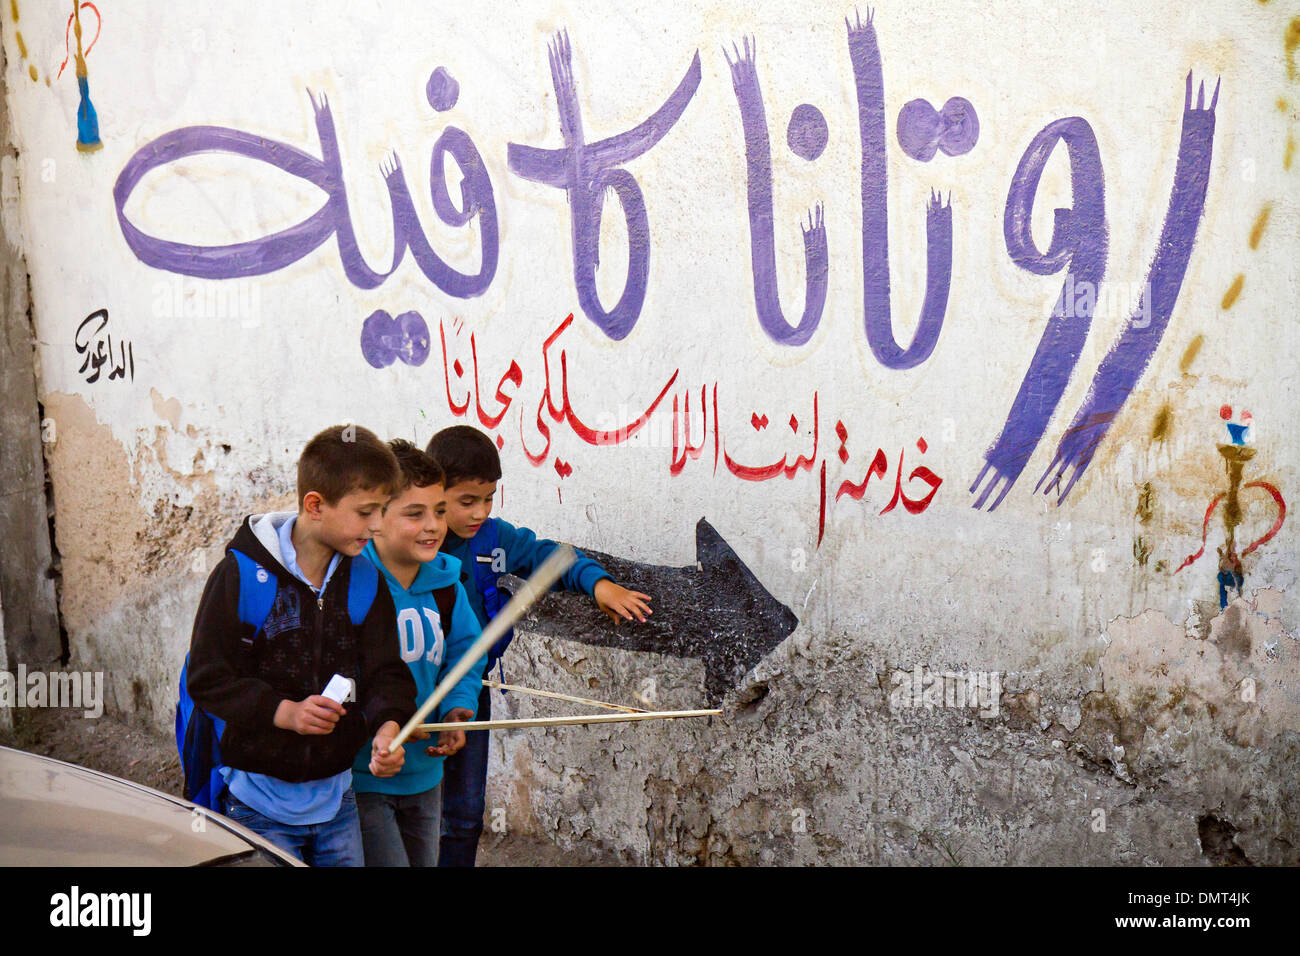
[0,32,61,693]
[2,1,1298,863]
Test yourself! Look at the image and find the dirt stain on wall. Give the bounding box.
[42,393,149,636]
[1150,406,1172,444]
[1248,204,1272,249]
[43,392,262,632]
[1286,17,1300,81]
[1220,274,1245,310]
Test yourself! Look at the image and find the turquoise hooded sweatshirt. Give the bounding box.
[352,544,486,796]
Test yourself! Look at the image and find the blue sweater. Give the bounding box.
[441,517,612,636]
[351,544,486,796]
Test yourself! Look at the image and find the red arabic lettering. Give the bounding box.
[722,392,818,481]
[439,319,471,416]
[471,333,523,428]
[670,386,709,476]
[541,313,679,445]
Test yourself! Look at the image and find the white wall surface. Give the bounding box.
[4,0,1297,862]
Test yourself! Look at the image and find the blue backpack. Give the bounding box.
[176,549,380,811]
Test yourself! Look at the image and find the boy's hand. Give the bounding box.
[274,695,345,735]
[369,720,405,777]
[426,708,474,757]
[594,579,652,624]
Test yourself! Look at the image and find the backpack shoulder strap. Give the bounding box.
[347,552,380,626]
[471,519,506,615]
[432,582,456,630]
[469,519,514,677]
[230,548,277,632]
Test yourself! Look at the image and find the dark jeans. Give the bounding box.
[222,788,362,867]
[438,682,492,867]
[357,783,442,866]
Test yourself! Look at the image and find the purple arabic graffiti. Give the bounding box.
[324,83,499,296]
[1037,74,1219,503]
[508,30,702,342]
[973,74,1218,510]
[360,309,430,369]
[113,123,334,277]
[788,103,829,162]
[848,10,954,370]
[725,36,828,347]
[971,117,1108,512]
[108,12,1223,522]
[896,96,980,162]
[112,72,498,297]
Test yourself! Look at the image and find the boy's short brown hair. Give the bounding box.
[425,425,502,488]
[297,424,400,508]
[387,438,445,498]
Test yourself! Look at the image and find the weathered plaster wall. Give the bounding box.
[2,1,1297,863]
[0,31,60,694]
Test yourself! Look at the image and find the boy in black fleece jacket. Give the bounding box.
[185,424,418,866]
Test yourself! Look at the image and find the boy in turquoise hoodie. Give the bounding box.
[352,439,487,866]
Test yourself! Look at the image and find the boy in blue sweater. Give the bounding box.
[353,439,487,866]
[426,425,652,866]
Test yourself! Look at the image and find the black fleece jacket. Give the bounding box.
[186,513,416,783]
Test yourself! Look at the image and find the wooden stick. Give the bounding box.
[386,545,576,752]
[418,708,721,733]
[482,678,647,714]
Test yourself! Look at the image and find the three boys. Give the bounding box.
[186,422,652,866]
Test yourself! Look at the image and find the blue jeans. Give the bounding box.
[438,682,492,867]
[357,783,442,867]
[221,788,363,867]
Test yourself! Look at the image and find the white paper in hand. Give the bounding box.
[322,673,354,705]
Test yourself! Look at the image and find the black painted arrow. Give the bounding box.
[508,518,798,704]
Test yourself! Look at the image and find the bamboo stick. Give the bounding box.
[417,708,722,733]
[482,678,647,713]
[386,545,576,752]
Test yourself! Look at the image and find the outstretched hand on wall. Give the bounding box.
[594,579,652,625]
